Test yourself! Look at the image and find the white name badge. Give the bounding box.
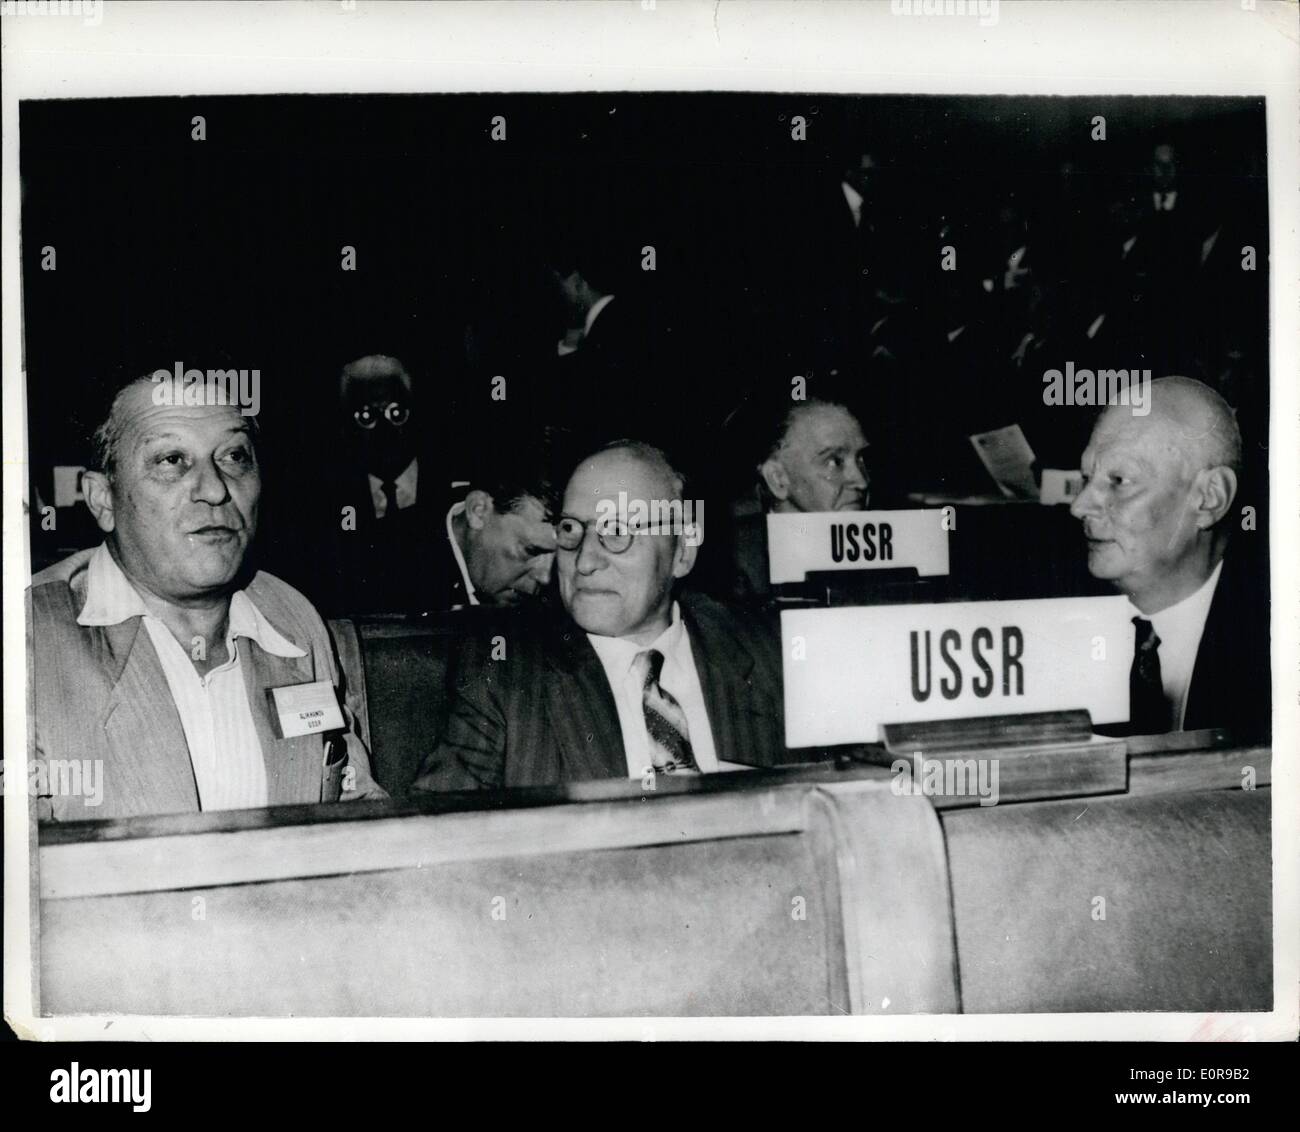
[767,509,950,584]
[270,680,346,739]
[781,596,1131,747]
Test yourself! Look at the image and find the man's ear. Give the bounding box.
[671,533,699,581]
[759,458,790,504]
[81,471,117,534]
[464,489,494,531]
[1193,466,1238,529]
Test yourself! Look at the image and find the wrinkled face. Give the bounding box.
[1070,409,1200,597]
[558,450,691,641]
[472,496,557,606]
[777,404,871,512]
[97,385,260,604]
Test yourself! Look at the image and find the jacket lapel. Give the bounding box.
[684,602,783,768]
[243,642,323,806]
[100,620,201,817]
[542,624,627,781]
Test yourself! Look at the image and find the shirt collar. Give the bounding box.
[445,501,480,606]
[368,456,419,515]
[76,543,305,658]
[840,180,864,223]
[586,601,685,679]
[585,293,616,337]
[1129,559,1223,639]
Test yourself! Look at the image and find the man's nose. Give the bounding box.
[1070,481,1100,520]
[844,460,868,490]
[574,528,606,574]
[191,458,233,506]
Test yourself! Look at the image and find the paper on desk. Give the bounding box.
[969,424,1038,499]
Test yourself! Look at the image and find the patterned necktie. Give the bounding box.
[380,479,399,519]
[1129,616,1171,735]
[632,648,698,774]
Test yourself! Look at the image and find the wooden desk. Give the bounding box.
[35,737,1271,1017]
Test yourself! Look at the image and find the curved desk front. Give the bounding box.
[36,733,1272,1017]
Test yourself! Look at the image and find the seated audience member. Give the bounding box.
[27,375,386,821]
[443,441,561,609]
[413,441,789,791]
[323,352,444,614]
[1071,375,1268,738]
[733,398,872,598]
[759,398,871,514]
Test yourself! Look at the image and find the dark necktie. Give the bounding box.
[632,649,698,775]
[1129,616,1171,734]
[380,479,399,519]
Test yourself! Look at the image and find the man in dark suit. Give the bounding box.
[413,440,790,790]
[1070,376,1269,740]
[300,352,446,616]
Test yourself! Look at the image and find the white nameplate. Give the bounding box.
[270,679,345,739]
[781,596,1131,746]
[767,509,950,584]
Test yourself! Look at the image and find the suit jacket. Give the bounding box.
[27,547,386,822]
[412,591,792,791]
[1183,548,1271,741]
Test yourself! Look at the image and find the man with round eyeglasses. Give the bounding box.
[413,440,792,791]
[340,354,419,522]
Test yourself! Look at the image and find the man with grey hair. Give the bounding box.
[1070,375,1268,737]
[27,374,385,820]
[733,396,872,599]
[413,439,791,790]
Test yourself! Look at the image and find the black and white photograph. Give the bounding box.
[3,0,1297,1077]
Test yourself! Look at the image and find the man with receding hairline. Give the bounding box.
[414,439,791,791]
[27,374,385,819]
[1071,375,1268,737]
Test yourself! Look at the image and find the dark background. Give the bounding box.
[20,92,1269,605]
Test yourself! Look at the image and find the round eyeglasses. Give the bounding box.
[555,516,679,556]
[352,401,410,429]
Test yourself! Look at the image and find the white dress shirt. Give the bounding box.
[556,293,617,357]
[444,500,480,608]
[368,456,419,519]
[1130,559,1223,731]
[586,602,748,778]
[77,544,306,811]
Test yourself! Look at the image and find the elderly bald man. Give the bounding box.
[1071,375,1269,738]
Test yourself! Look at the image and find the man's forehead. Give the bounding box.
[563,453,669,514]
[344,373,408,400]
[1087,410,1178,465]
[119,389,252,445]
[788,405,864,450]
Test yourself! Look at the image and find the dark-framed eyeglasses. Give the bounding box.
[555,516,678,556]
[352,400,410,429]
